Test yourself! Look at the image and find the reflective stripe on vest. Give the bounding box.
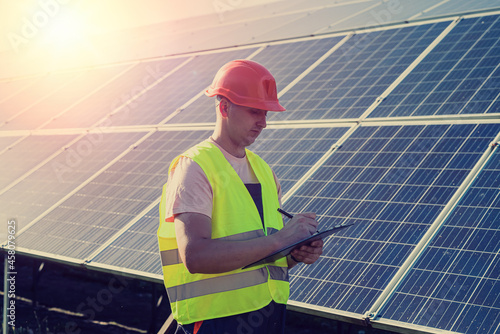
[158,141,289,324]
[166,266,289,302]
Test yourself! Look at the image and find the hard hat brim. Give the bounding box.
[205,89,286,112]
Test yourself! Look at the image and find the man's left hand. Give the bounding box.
[290,239,323,264]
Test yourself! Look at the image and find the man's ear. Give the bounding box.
[218,98,230,117]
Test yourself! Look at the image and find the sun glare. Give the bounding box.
[43,11,88,48]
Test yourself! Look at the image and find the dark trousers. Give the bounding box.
[174,301,286,334]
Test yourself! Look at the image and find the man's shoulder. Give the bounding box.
[182,140,218,158]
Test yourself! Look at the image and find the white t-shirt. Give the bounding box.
[163,137,282,219]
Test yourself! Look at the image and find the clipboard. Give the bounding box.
[243,224,353,269]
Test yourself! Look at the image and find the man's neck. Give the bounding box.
[210,134,246,158]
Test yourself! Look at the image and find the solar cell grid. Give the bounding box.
[15,130,212,259]
[419,0,500,19]
[1,65,130,131]
[370,14,500,118]
[0,71,85,125]
[90,206,163,275]
[0,132,145,233]
[287,123,499,314]
[0,77,40,105]
[269,22,448,121]
[0,136,21,151]
[40,59,178,129]
[168,37,342,124]
[249,126,349,194]
[0,135,77,191]
[99,49,257,127]
[380,147,500,334]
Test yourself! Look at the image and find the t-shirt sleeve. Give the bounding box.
[163,156,213,219]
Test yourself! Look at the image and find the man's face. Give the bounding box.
[226,102,268,148]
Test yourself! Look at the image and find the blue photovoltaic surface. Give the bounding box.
[91,205,162,275]
[169,37,342,124]
[0,132,145,232]
[249,127,348,195]
[98,49,257,127]
[15,130,212,259]
[380,148,500,334]
[286,123,500,314]
[91,127,348,273]
[268,22,449,121]
[370,14,500,118]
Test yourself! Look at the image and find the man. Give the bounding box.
[158,59,323,334]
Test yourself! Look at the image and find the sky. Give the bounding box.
[0,0,283,53]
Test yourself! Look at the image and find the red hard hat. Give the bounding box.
[205,59,286,112]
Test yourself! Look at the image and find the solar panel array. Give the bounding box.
[1,8,500,334]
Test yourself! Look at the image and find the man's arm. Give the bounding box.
[175,211,318,274]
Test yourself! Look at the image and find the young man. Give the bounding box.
[158,59,323,334]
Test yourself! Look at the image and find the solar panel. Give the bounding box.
[419,0,500,19]
[1,65,131,130]
[0,132,145,233]
[0,71,86,126]
[169,37,343,124]
[268,21,449,121]
[286,123,500,315]
[0,77,41,105]
[378,146,500,334]
[316,0,442,34]
[0,136,22,151]
[369,14,500,117]
[0,135,78,190]
[39,59,180,129]
[90,205,163,275]
[96,49,258,127]
[249,126,349,195]
[15,130,212,259]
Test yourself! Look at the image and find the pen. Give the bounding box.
[277,208,293,219]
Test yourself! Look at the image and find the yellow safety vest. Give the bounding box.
[158,141,289,324]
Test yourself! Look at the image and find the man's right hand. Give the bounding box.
[276,212,318,245]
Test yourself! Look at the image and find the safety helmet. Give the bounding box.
[205,59,286,112]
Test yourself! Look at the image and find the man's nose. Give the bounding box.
[257,112,267,128]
